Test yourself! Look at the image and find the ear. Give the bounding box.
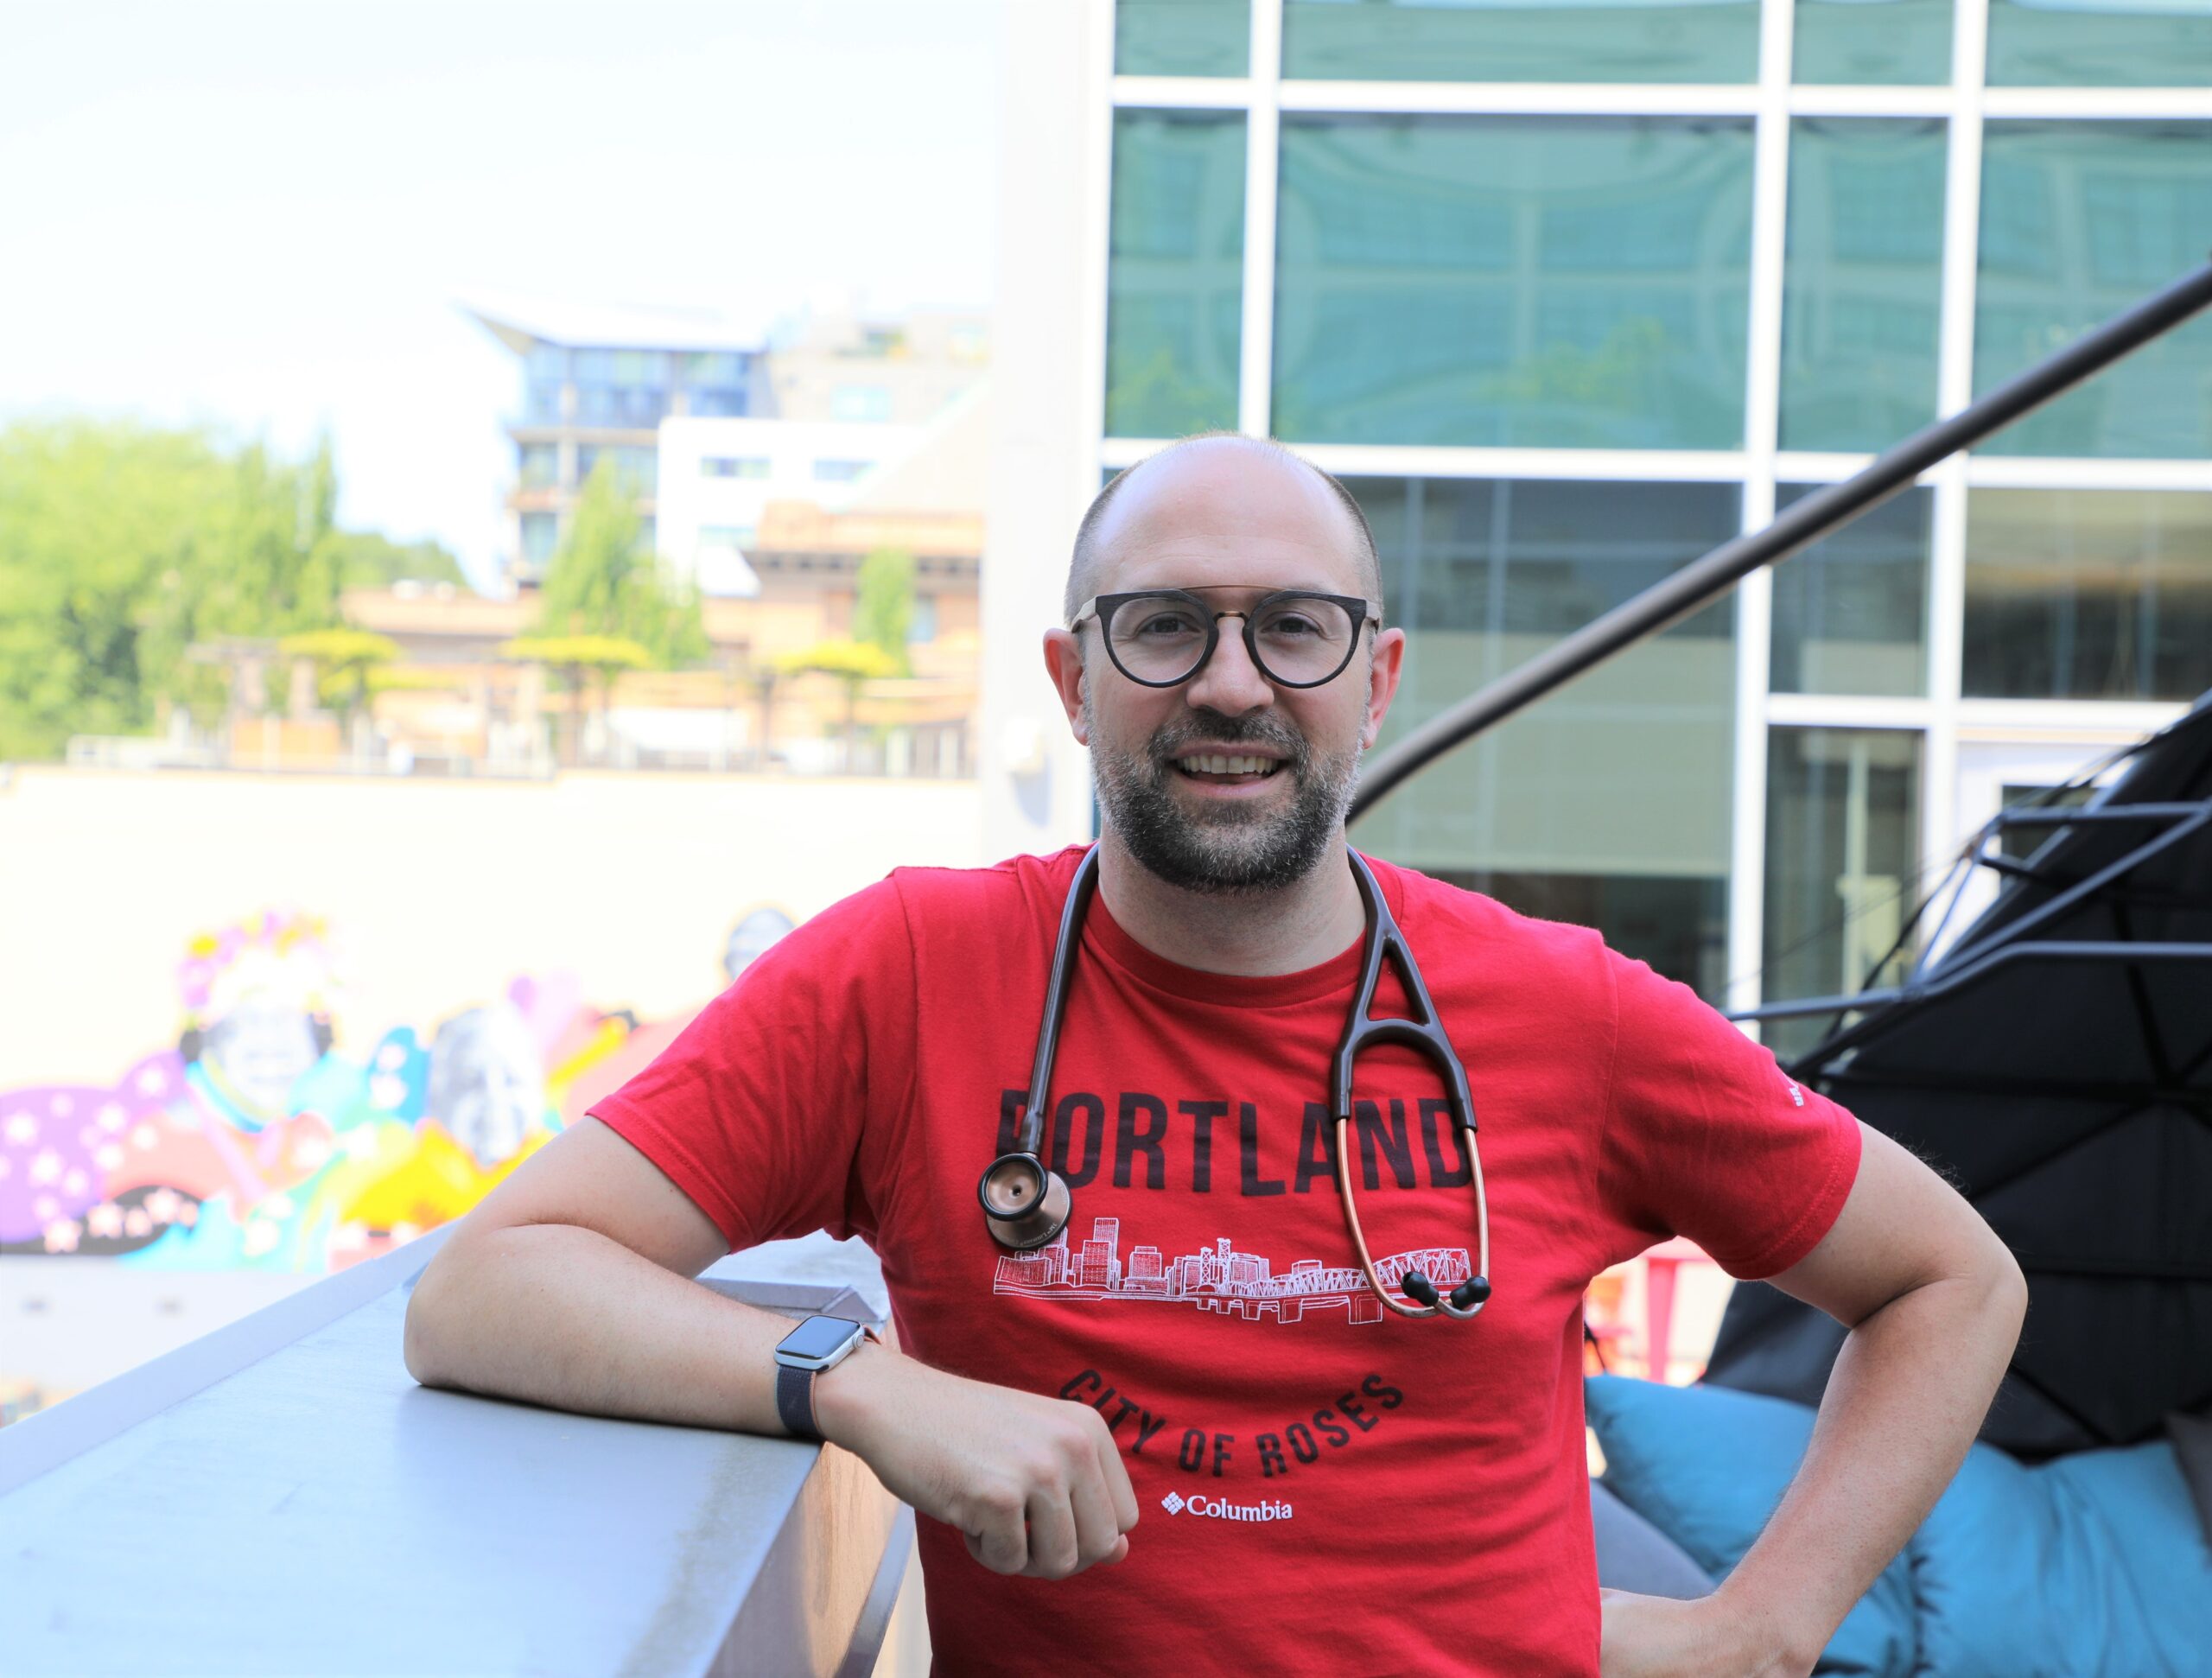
[1043,628,1090,744]
[1360,626,1407,753]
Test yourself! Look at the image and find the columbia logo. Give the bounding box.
[1160,1492,1293,1522]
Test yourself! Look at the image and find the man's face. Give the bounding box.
[1045,442,1404,894]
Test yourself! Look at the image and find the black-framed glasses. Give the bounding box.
[1069,586,1382,690]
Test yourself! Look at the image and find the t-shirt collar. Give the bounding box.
[1075,850,1409,1009]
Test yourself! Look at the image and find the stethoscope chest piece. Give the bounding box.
[978,1150,1072,1250]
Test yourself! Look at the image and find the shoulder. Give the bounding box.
[880,844,1085,945]
[1366,853,1615,994]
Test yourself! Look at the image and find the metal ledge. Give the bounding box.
[0,1224,907,1677]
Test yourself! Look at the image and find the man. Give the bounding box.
[404,435,2026,1676]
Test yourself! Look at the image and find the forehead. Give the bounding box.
[1089,443,1364,598]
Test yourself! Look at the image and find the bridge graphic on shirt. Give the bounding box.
[992,1215,1470,1327]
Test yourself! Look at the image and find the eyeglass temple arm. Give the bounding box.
[1016,842,1103,1157]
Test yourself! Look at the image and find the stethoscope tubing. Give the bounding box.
[982,842,1492,1320]
[1333,849,1491,1319]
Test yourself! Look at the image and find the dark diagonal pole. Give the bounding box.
[1350,256,2212,822]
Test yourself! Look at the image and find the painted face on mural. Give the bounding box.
[426,1003,545,1168]
[723,906,797,984]
[202,992,324,1118]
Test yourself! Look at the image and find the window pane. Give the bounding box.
[520,513,558,565]
[1274,117,1755,449]
[1793,0,1951,84]
[702,455,771,480]
[1282,0,1759,84]
[612,447,657,498]
[1346,477,1740,998]
[680,351,751,418]
[1105,111,1248,438]
[1771,485,1930,696]
[523,344,566,424]
[1779,120,1945,453]
[1116,0,1249,76]
[1762,727,1921,1059]
[1974,122,2212,461]
[518,443,559,489]
[1986,0,2212,86]
[1962,488,2212,701]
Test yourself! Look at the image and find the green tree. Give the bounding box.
[0,419,347,760]
[279,627,398,740]
[779,638,899,770]
[502,632,652,766]
[327,530,468,590]
[852,547,916,675]
[534,457,707,670]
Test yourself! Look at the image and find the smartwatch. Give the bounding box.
[772,1314,877,1441]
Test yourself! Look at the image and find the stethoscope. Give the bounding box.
[976,843,1492,1320]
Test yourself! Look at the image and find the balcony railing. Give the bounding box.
[0,1224,914,1676]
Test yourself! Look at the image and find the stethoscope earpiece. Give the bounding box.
[1400,1270,1491,1317]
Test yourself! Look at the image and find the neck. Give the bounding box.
[1093,828,1367,976]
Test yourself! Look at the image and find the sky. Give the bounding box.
[0,0,1004,593]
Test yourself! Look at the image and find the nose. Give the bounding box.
[1183,614,1274,716]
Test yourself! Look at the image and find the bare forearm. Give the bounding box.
[1716,1259,2026,1669]
[403,1223,799,1434]
[402,1221,1143,1581]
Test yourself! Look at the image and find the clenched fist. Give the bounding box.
[816,1344,1141,1579]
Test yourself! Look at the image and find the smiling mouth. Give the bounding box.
[1173,753,1285,783]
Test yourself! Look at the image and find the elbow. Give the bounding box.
[1998,1244,2029,1337]
[1977,1232,2030,1357]
[402,1255,454,1387]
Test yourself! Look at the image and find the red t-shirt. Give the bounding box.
[588,846,1862,1677]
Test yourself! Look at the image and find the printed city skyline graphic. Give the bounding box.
[992,1215,1470,1328]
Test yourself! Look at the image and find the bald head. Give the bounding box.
[1065,434,1382,625]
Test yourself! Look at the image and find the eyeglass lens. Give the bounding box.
[1108,594,1357,686]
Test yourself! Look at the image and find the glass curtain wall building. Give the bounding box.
[464,299,767,586]
[1095,0,2210,1028]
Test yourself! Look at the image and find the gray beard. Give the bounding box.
[1086,695,1361,896]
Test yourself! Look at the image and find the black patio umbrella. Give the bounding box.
[1704,691,2212,1459]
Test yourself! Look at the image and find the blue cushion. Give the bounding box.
[1591,1478,1716,1601]
[1586,1375,1918,1677]
[1586,1375,2212,1678]
[1910,1435,2212,1677]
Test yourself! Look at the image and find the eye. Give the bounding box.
[1255,602,1330,638]
[1128,607,1205,638]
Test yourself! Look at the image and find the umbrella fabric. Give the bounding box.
[1706,692,2212,1459]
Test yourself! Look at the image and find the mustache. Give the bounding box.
[1145,710,1312,772]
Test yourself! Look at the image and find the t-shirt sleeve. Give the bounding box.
[584,874,918,1253]
[1595,948,1863,1280]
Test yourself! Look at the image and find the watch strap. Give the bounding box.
[774,1322,881,1442]
[776,1359,821,1440]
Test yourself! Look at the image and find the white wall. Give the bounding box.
[0,767,982,1088]
[656,416,924,594]
[978,0,1111,861]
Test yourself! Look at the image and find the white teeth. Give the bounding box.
[1177,753,1279,777]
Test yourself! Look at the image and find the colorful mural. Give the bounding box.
[0,906,791,1272]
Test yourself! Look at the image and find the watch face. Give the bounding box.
[776,1314,861,1366]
